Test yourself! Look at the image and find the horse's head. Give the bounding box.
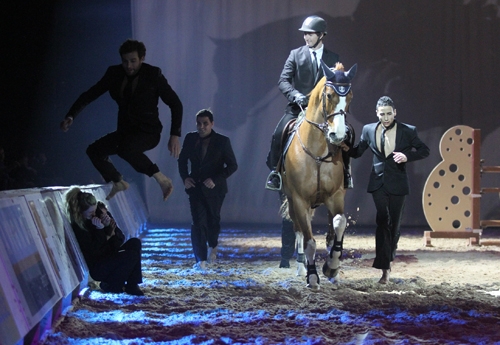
[310,61,357,145]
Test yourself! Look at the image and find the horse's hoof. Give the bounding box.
[306,283,321,291]
[306,272,321,291]
[322,262,339,279]
[306,264,320,289]
[328,276,339,284]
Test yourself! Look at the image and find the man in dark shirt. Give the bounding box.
[60,39,183,201]
[178,109,238,270]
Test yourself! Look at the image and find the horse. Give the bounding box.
[280,61,357,290]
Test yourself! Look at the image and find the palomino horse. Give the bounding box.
[281,61,357,290]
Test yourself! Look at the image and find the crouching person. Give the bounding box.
[65,187,144,295]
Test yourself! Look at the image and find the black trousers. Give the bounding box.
[279,192,295,260]
[188,187,225,262]
[90,238,143,288]
[266,105,300,170]
[371,187,406,270]
[86,130,161,183]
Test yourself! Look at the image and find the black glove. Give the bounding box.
[294,93,308,107]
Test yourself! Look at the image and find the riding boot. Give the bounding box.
[265,134,283,190]
[266,135,280,171]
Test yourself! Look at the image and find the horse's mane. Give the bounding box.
[334,62,345,72]
[307,81,323,110]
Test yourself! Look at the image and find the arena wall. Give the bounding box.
[0,184,148,345]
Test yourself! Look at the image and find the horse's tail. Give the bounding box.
[279,196,292,221]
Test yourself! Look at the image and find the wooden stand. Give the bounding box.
[423,229,481,246]
[422,126,500,246]
[478,162,500,245]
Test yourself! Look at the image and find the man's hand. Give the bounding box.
[184,177,196,189]
[60,117,73,132]
[168,135,181,158]
[393,152,407,164]
[340,142,350,152]
[294,93,308,107]
[203,178,215,189]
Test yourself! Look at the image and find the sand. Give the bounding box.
[42,226,500,345]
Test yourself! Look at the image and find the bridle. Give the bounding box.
[297,81,350,162]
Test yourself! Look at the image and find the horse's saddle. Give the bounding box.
[277,112,307,173]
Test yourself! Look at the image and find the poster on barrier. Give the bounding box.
[0,262,25,345]
[24,193,81,298]
[0,196,62,330]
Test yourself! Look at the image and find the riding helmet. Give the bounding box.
[298,16,327,34]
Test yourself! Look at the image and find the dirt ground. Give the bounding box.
[42,226,500,345]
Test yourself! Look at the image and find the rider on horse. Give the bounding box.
[266,15,353,191]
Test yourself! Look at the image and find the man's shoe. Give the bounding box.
[279,259,290,268]
[265,171,282,191]
[99,282,123,294]
[124,284,144,296]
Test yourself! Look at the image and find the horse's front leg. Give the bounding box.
[290,199,319,290]
[322,213,346,282]
[304,238,319,290]
[295,232,307,276]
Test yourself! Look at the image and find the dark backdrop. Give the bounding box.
[3,0,500,228]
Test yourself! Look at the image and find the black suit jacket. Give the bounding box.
[348,121,430,195]
[178,130,238,197]
[66,63,183,136]
[278,45,340,104]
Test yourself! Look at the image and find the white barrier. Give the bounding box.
[0,184,148,345]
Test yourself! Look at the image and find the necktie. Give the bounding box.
[381,127,387,157]
[312,51,318,77]
[380,122,396,157]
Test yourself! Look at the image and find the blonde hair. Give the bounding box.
[65,187,97,230]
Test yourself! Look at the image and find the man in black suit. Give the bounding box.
[344,96,430,284]
[178,109,238,270]
[60,39,183,201]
